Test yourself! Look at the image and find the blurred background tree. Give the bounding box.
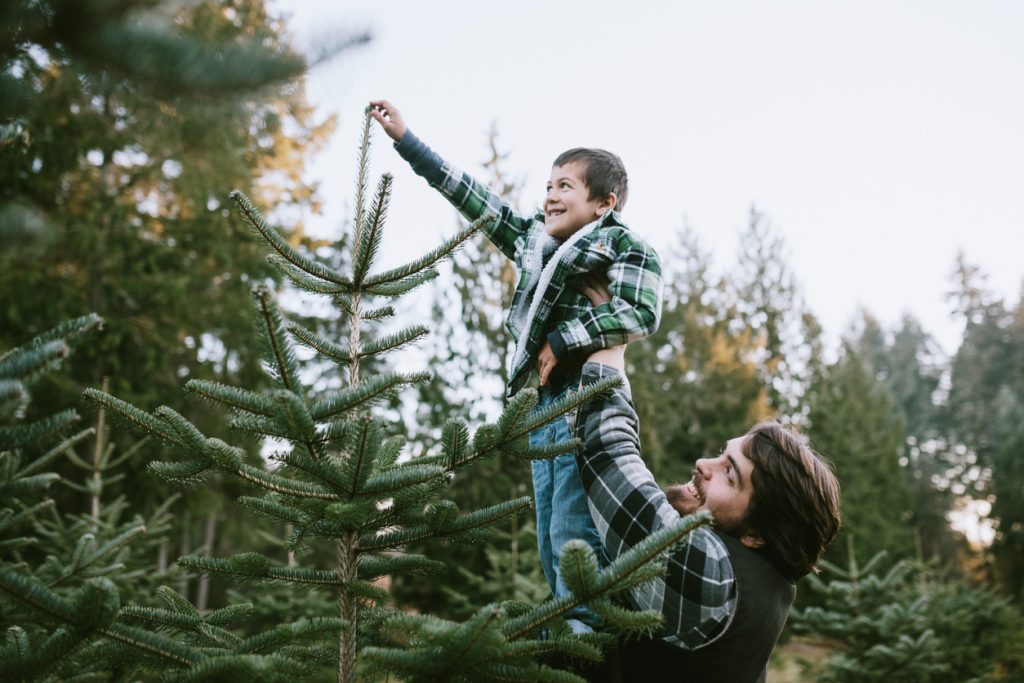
[0,0,366,606]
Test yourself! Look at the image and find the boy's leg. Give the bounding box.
[530,389,559,595]
[547,407,605,633]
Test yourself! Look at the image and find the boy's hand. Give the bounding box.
[368,100,408,142]
[578,273,612,306]
[586,346,626,373]
[537,341,558,386]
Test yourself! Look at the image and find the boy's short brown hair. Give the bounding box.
[553,148,629,211]
[740,422,841,581]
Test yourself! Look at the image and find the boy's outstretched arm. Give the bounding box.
[368,99,533,262]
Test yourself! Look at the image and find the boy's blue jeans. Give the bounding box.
[530,376,605,633]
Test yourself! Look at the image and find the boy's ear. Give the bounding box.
[597,192,617,216]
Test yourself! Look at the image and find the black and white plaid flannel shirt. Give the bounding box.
[575,362,738,649]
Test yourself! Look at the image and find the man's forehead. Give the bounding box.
[726,436,755,473]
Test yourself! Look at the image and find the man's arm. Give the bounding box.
[548,236,664,360]
[369,100,533,261]
[575,360,736,649]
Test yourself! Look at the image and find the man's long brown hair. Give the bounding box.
[740,422,841,581]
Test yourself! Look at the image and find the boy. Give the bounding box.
[369,100,663,632]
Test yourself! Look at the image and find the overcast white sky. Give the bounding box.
[273,0,1023,356]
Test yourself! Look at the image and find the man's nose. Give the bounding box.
[695,459,710,479]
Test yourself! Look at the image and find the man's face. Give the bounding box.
[666,436,757,538]
[544,161,609,239]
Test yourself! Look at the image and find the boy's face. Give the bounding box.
[544,161,613,239]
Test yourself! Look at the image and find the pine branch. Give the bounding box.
[230,190,351,288]
[275,451,352,494]
[356,553,446,580]
[185,380,274,417]
[0,378,28,419]
[442,418,470,469]
[309,372,431,421]
[0,569,201,667]
[160,653,306,682]
[288,321,354,363]
[267,390,323,460]
[333,295,395,321]
[0,499,54,536]
[352,173,392,285]
[359,497,531,551]
[360,463,448,497]
[352,109,374,240]
[0,340,67,385]
[252,285,303,394]
[375,435,406,470]
[504,440,582,461]
[0,472,61,498]
[235,464,339,501]
[82,389,182,447]
[178,555,385,601]
[237,495,313,526]
[17,427,95,478]
[0,409,79,448]
[266,255,350,296]
[49,523,147,587]
[502,511,713,640]
[363,213,493,287]
[233,617,347,655]
[362,268,439,297]
[3,314,102,358]
[343,414,377,492]
[360,325,430,358]
[148,458,216,487]
[204,603,256,627]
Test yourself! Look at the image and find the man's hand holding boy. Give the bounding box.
[368,99,407,142]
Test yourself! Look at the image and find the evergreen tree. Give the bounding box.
[792,547,1024,683]
[849,312,960,563]
[1,0,364,602]
[805,343,915,568]
[729,207,819,420]
[945,254,1024,596]
[0,315,195,680]
[80,111,713,682]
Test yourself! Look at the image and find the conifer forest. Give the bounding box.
[2,2,1022,681]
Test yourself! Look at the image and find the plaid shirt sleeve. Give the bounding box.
[575,361,737,650]
[554,234,663,355]
[394,130,533,261]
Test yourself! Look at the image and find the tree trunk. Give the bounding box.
[196,513,218,611]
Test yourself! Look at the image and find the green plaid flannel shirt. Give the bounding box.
[396,131,663,395]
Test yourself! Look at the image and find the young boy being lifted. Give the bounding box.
[370,100,663,632]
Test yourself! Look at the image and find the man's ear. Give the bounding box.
[740,533,765,550]
[597,192,617,216]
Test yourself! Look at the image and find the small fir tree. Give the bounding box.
[791,544,1024,683]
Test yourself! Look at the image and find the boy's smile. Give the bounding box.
[544,161,612,240]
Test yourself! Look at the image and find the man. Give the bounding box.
[574,343,841,683]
